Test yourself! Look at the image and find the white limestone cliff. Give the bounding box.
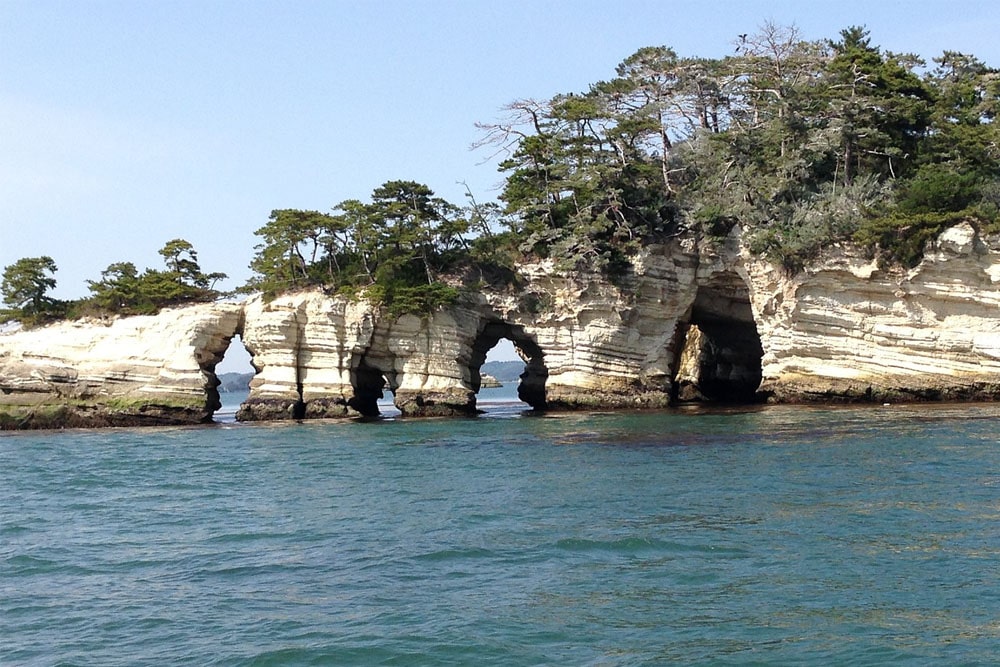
[5,221,1000,429]
[0,302,243,428]
[236,291,378,420]
[748,222,1000,401]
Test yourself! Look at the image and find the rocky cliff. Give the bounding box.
[0,303,243,428]
[749,222,1000,402]
[5,222,1000,429]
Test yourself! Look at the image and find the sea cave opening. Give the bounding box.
[349,362,396,418]
[211,334,256,421]
[672,273,764,405]
[469,321,547,411]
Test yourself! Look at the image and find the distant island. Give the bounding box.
[480,361,525,383]
[218,363,523,394]
[217,372,255,393]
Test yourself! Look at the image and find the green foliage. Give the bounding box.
[689,203,739,238]
[245,181,485,316]
[0,256,65,326]
[243,208,347,296]
[12,25,1000,320]
[517,290,554,315]
[382,282,460,317]
[896,164,983,214]
[746,176,892,271]
[81,239,227,317]
[85,262,149,314]
[469,23,1000,275]
[854,208,985,267]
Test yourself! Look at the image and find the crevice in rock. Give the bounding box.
[672,272,764,404]
[292,310,306,420]
[470,319,548,410]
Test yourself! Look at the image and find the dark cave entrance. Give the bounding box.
[470,321,547,411]
[672,273,764,404]
[349,362,395,418]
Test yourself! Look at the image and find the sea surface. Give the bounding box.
[2,388,999,665]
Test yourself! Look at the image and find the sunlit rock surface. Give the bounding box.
[236,291,378,420]
[750,222,1000,402]
[0,303,243,428]
[5,221,1000,429]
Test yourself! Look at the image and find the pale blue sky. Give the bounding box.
[2,0,998,312]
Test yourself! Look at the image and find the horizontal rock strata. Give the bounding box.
[4,221,1000,429]
[751,222,1000,402]
[0,303,242,428]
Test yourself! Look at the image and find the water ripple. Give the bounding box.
[2,406,999,665]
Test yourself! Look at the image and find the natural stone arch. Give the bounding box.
[469,319,548,410]
[191,309,248,421]
[672,271,764,403]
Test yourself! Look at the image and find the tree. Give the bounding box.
[139,239,226,307]
[1,256,62,325]
[367,180,448,285]
[245,210,339,295]
[824,27,932,186]
[157,238,227,290]
[596,46,691,191]
[81,239,227,316]
[244,181,470,313]
[922,51,1000,179]
[86,262,145,314]
[476,78,677,273]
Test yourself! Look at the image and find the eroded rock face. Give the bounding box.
[748,222,1000,402]
[5,221,1000,429]
[248,223,1000,414]
[236,291,378,420]
[0,303,243,429]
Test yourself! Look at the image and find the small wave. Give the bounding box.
[206,531,298,545]
[553,536,748,556]
[555,536,672,553]
[4,554,96,576]
[411,546,498,562]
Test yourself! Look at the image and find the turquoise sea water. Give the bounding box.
[2,396,999,665]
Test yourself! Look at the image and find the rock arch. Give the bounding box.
[469,319,548,410]
[672,271,764,403]
[192,309,251,421]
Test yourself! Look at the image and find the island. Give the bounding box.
[3,24,1000,429]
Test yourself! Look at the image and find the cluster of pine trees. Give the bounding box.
[239,181,509,314]
[241,24,1000,305]
[0,239,226,326]
[4,24,998,325]
[476,24,1000,273]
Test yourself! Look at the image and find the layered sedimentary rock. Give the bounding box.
[235,292,378,421]
[5,221,1000,429]
[750,222,1000,402]
[0,303,242,428]
[238,221,1000,417]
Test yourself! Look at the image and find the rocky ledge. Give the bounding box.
[4,222,1000,429]
[0,303,242,429]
